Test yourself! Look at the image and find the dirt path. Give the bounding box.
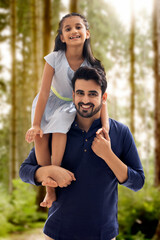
[0,228,45,240]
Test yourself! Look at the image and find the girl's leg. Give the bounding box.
[52,133,67,166]
[35,134,55,208]
[40,133,67,208]
[34,134,50,166]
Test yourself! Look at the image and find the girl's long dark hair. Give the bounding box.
[54,13,105,72]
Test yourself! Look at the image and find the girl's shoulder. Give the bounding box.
[44,50,65,69]
[44,50,65,60]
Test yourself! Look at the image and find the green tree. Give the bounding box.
[79,0,129,121]
[152,0,160,188]
[43,0,52,55]
[16,0,35,176]
[10,0,17,189]
[70,0,78,12]
[129,0,135,135]
[152,0,160,237]
[0,0,10,188]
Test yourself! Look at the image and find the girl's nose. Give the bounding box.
[72,27,78,33]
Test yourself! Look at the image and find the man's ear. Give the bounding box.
[102,92,107,102]
[72,91,75,103]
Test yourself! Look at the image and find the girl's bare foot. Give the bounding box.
[40,186,56,208]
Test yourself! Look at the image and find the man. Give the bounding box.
[19,66,145,240]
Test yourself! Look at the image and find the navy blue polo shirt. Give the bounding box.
[19,118,145,240]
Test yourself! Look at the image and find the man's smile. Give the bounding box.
[78,102,94,111]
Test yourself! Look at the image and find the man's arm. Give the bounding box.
[92,127,145,192]
[19,147,42,185]
[19,147,76,187]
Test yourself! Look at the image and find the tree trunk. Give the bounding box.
[10,0,17,191]
[69,0,78,13]
[43,0,51,56]
[152,0,160,238]
[35,0,52,212]
[153,0,160,187]
[129,0,135,136]
[31,0,39,94]
[52,0,60,43]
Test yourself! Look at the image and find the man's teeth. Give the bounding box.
[81,105,91,109]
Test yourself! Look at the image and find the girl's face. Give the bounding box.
[60,16,90,47]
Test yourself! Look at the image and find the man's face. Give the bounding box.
[73,79,103,118]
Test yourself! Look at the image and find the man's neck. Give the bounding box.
[76,113,100,132]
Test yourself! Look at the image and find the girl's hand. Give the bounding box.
[25,126,43,143]
[91,128,111,160]
[96,127,108,137]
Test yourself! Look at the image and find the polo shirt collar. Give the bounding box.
[72,117,102,133]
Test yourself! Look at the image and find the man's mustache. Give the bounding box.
[78,102,94,108]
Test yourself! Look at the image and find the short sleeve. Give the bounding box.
[44,51,58,69]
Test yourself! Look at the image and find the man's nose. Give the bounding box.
[82,95,89,104]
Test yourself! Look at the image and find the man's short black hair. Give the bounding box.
[71,66,107,95]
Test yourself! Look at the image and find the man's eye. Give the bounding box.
[76,92,84,96]
[89,93,97,97]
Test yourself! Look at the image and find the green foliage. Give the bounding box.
[0,187,14,236]
[0,123,10,188]
[0,180,47,237]
[117,184,160,240]
[79,0,128,71]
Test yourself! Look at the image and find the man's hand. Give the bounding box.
[36,165,76,188]
[91,127,111,160]
[25,126,43,143]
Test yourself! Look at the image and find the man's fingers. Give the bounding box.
[60,181,72,188]
[67,170,76,181]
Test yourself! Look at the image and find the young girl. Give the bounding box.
[25,13,109,208]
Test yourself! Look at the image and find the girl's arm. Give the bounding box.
[33,62,55,126]
[26,63,55,142]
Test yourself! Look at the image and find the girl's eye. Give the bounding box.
[76,26,81,30]
[66,28,71,32]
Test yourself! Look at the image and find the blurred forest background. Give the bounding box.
[0,0,160,239]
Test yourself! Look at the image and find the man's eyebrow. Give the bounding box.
[76,90,84,93]
[88,90,99,94]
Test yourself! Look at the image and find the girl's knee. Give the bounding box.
[35,133,49,144]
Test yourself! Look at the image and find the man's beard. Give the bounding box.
[75,101,102,118]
